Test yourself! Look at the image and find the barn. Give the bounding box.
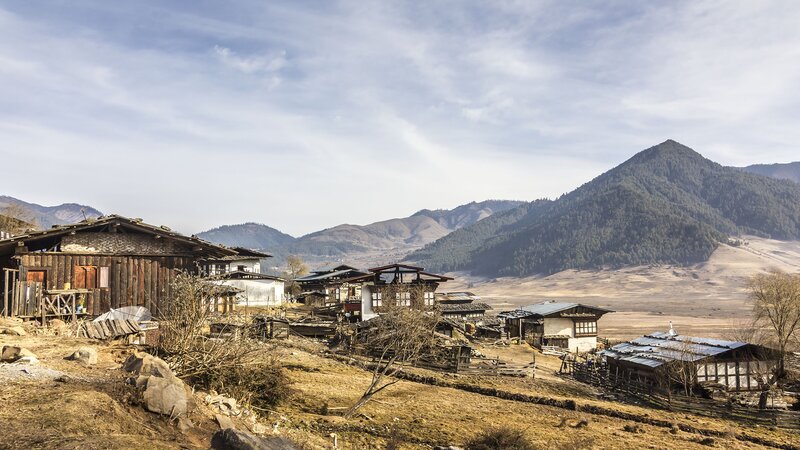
[0,215,244,319]
[601,329,779,392]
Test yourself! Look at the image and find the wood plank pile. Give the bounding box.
[78,319,141,340]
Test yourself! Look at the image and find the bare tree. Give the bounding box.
[750,270,800,376]
[283,255,309,298]
[345,290,439,419]
[156,273,258,379]
[723,318,769,346]
[657,339,698,399]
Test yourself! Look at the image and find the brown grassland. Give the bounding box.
[0,331,798,449]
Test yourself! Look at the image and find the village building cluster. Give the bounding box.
[0,215,785,397]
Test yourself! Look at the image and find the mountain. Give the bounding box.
[196,223,296,251]
[287,200,525,259]
[409,140,800,277]
[0,195,103,229]
[197,200,524,264]
[741,162,800,184]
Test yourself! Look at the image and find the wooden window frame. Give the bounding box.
[574,320,597,337]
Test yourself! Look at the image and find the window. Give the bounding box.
[574,321,597,336]
[371,291,382,308]
[423,291,435,306]
[395,291,411,306]
[74,265,98,289]
[335,288,341,300]
[99,267,110,288]
[237,265,246,272]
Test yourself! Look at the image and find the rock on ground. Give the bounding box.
[211,428,298,450]
[67,347,98,366]
[123,352,176,380]
[1,345,38,364]
[142,375,189,417]
[123,352,191,418]
[0,326,27,336]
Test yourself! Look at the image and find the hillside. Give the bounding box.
[741,162,800,184]
[198,200,523,264]
[197,223,296,251]
[0,196,103,229]
[410,140,800,277]
[288,200,524,258]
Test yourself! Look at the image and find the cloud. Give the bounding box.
[213,45,287,75]
[0,1,799,235]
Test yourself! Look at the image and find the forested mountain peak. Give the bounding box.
[409,141,800,277]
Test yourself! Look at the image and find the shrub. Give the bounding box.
[465,427,536,450]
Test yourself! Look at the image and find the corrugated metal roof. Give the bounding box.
[520,302,579,316]
[604,331,751,369]
[295,269,357,282]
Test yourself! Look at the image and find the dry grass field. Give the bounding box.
[443,237,800,340]
[1,332,798,449]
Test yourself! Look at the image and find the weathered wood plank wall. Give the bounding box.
[18,254,194,315]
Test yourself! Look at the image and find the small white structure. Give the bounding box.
[218,271,285,306]
[201,247,284,306]
[500,302,613,353]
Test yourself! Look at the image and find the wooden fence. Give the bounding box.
[570,362,800,430]
[3,280,43,318]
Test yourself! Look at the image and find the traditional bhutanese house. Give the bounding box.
[600,329,779,392]
[499,301,613,353]
[341,263,452,321]
[0,215,242,319]
[213,271,285,306]
[294,264,368,304]
[436,292,492,320]
[296,291,329,308]
[202,247,270,276]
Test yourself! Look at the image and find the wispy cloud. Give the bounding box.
[0,1,798,234]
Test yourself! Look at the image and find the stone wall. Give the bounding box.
[61,232,190,254]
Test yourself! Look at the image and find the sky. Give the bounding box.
[1,1,799,236]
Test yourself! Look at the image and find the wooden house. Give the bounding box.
[296,291,329,308]
[436,292,492,320]
[499,301,613,353]
[600,329,779,392]
[294,265,368,304]
[341,263,452,321]
[0,215,245,319]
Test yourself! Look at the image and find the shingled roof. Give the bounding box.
[0,214,239,258]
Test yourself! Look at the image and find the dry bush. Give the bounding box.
[465,427,536,450]
[154,273,290,409]
[209,356,291,411]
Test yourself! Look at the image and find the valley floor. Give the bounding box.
[444,237,800,340]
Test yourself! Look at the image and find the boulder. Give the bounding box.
[211,429,298,450]
[142,375,188,417]
[67,347,98,366]
[122,352,191,418]
[123,352,175,380]
[1,345,38,364]
[0,326,27,336]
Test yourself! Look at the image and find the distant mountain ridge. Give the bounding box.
[197,223,295,251]
[409,140,800,277]
[741,162,800,184]
[0,195,103,229]
[197,200,524,263]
